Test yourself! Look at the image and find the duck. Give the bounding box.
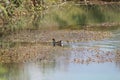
[52,38,63,47]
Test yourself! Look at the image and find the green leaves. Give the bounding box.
[10,0,22,7]
[0,4,8,18]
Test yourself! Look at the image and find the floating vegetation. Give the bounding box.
[2,30,112,42]
[115,50,120,62]
[71,47,116,64]
[0,42,119,64]
[0,30,113,63]
[0,44,69,63]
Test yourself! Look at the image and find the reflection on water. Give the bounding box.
[1,62,120,80]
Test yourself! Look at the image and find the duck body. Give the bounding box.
[52,38,63,47]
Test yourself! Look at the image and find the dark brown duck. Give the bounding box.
[52,38,63,47]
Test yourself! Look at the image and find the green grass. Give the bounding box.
[1,3,120,32]
[37,3,120,29]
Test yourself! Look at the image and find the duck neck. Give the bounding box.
[52,39,56,46]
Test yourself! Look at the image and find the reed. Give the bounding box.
[0,2,120,34]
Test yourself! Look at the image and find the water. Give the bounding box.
[0,28,120,80]
[1,60,120,80]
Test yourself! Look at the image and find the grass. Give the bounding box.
[0,3,120,34]
[37,3,120,29]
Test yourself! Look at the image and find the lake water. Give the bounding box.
[0,27,120,80]
[4,62,120,80]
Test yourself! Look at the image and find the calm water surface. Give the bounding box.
[0,28,120,80]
